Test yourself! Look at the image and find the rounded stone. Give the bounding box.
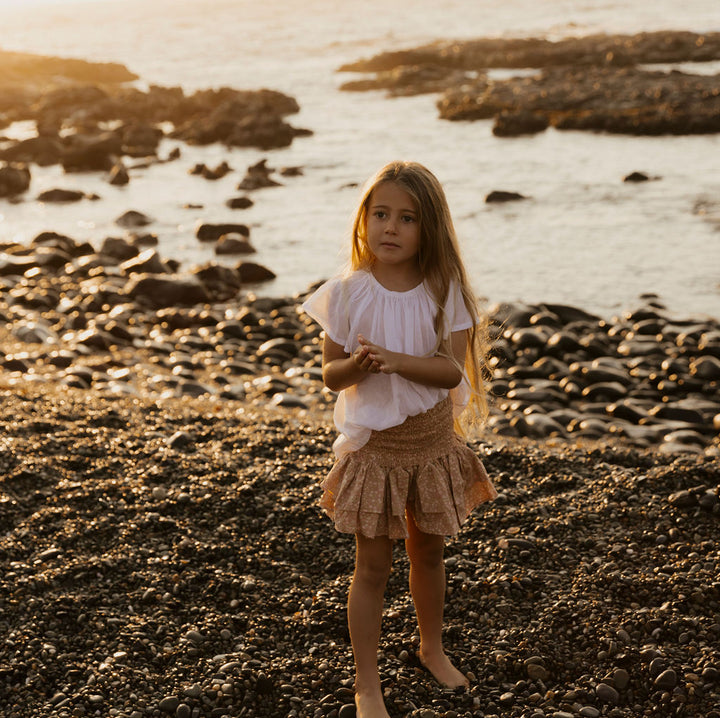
[654,669,678,689]
[595,682,619,704]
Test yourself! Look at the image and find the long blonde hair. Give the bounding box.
[350,160,490,430]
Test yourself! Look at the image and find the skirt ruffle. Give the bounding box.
[320,398,496,539]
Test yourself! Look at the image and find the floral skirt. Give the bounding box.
[320,397,497,539]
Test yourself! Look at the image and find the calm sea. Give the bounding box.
[1,0,719,318]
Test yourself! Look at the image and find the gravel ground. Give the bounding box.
[0,387,718,718]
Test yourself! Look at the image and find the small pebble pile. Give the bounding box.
[0,389,718,718]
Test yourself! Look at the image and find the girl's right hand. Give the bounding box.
[352,343,379,373]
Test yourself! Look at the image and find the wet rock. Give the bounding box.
[486,189,528,203]
[236,261,277,283]
[125,274,211,307]
[215,233,256,255]
[196,222,250,241]
[61,131,121,172]
[340,63,468,96]
[36,188,86,202]
[109,161,130,185]
[341,31,720,136]
[493,110,550,137]
[100,236,140,262]
[171,88,308,149]
[192,262,241,301]
[121,121,162,156]
[624,171,651,182]
[121,249,169,275]
[0,135,64,166]
[237,158,282,190]
[116,209,154,228]
[226,195,254,209]
[190,160,232,180]
[0,161,31,196]
[690,355,720,380]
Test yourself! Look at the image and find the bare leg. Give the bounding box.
[405,509,469,689]
[348,533,393,718]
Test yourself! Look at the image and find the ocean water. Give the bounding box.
[1,0,719,318]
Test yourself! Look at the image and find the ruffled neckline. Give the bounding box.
[365,270,425,298]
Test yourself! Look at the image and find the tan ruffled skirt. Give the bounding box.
[320,397,497,539]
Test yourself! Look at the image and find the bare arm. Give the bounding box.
[322,335,380,392]
[359,330,467,389]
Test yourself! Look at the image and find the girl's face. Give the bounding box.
[366,182,420,273]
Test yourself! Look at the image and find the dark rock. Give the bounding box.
[0,135,63,165]
[192,262,241,301]
[654,669,678,689]
[109,162,130,185]
[125,274,211,307]
[37,188,85,202]
[100,236,140,262]
[226,195,254,209]
[215,233,256,255]
[486,190,527,203]
[493,110,550,137]
[120,249,169,275]
[196,222,250,241]
[0,162,31,196]
[116,210,154,228]
[236,261,277,283]
[340,63,469,97]
[61,131,121,172]
[237,159,281,190]
[623,171,650,182]
[121,121,162,156]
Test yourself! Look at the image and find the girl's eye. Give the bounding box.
[401,215,416,223]
[373,211,386,219]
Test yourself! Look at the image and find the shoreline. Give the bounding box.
[0,229,719,455]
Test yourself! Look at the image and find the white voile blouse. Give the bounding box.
[302,270,474,458]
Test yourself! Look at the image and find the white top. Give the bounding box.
[302,269,474,458]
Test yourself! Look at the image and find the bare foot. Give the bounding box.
[419,649,469,689]
[355,686,391,718]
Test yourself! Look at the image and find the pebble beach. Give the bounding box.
[2,20,720,718]
[1,387,719,718]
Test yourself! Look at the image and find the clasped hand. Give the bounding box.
[352,334,400,375]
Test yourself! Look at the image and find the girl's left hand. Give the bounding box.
[357,334,401,375]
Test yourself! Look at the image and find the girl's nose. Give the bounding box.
[385,216,398,233]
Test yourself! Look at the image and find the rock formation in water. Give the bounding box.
[0,49,312,182]
[339,31,720,136]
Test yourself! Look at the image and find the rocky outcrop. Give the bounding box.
[0,49,137,89]
[439,66,720,135]
[339,31,720,137]
[340,31,720,74]
[0,52,311,169]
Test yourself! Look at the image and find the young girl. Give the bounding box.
[302,160,496,718]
